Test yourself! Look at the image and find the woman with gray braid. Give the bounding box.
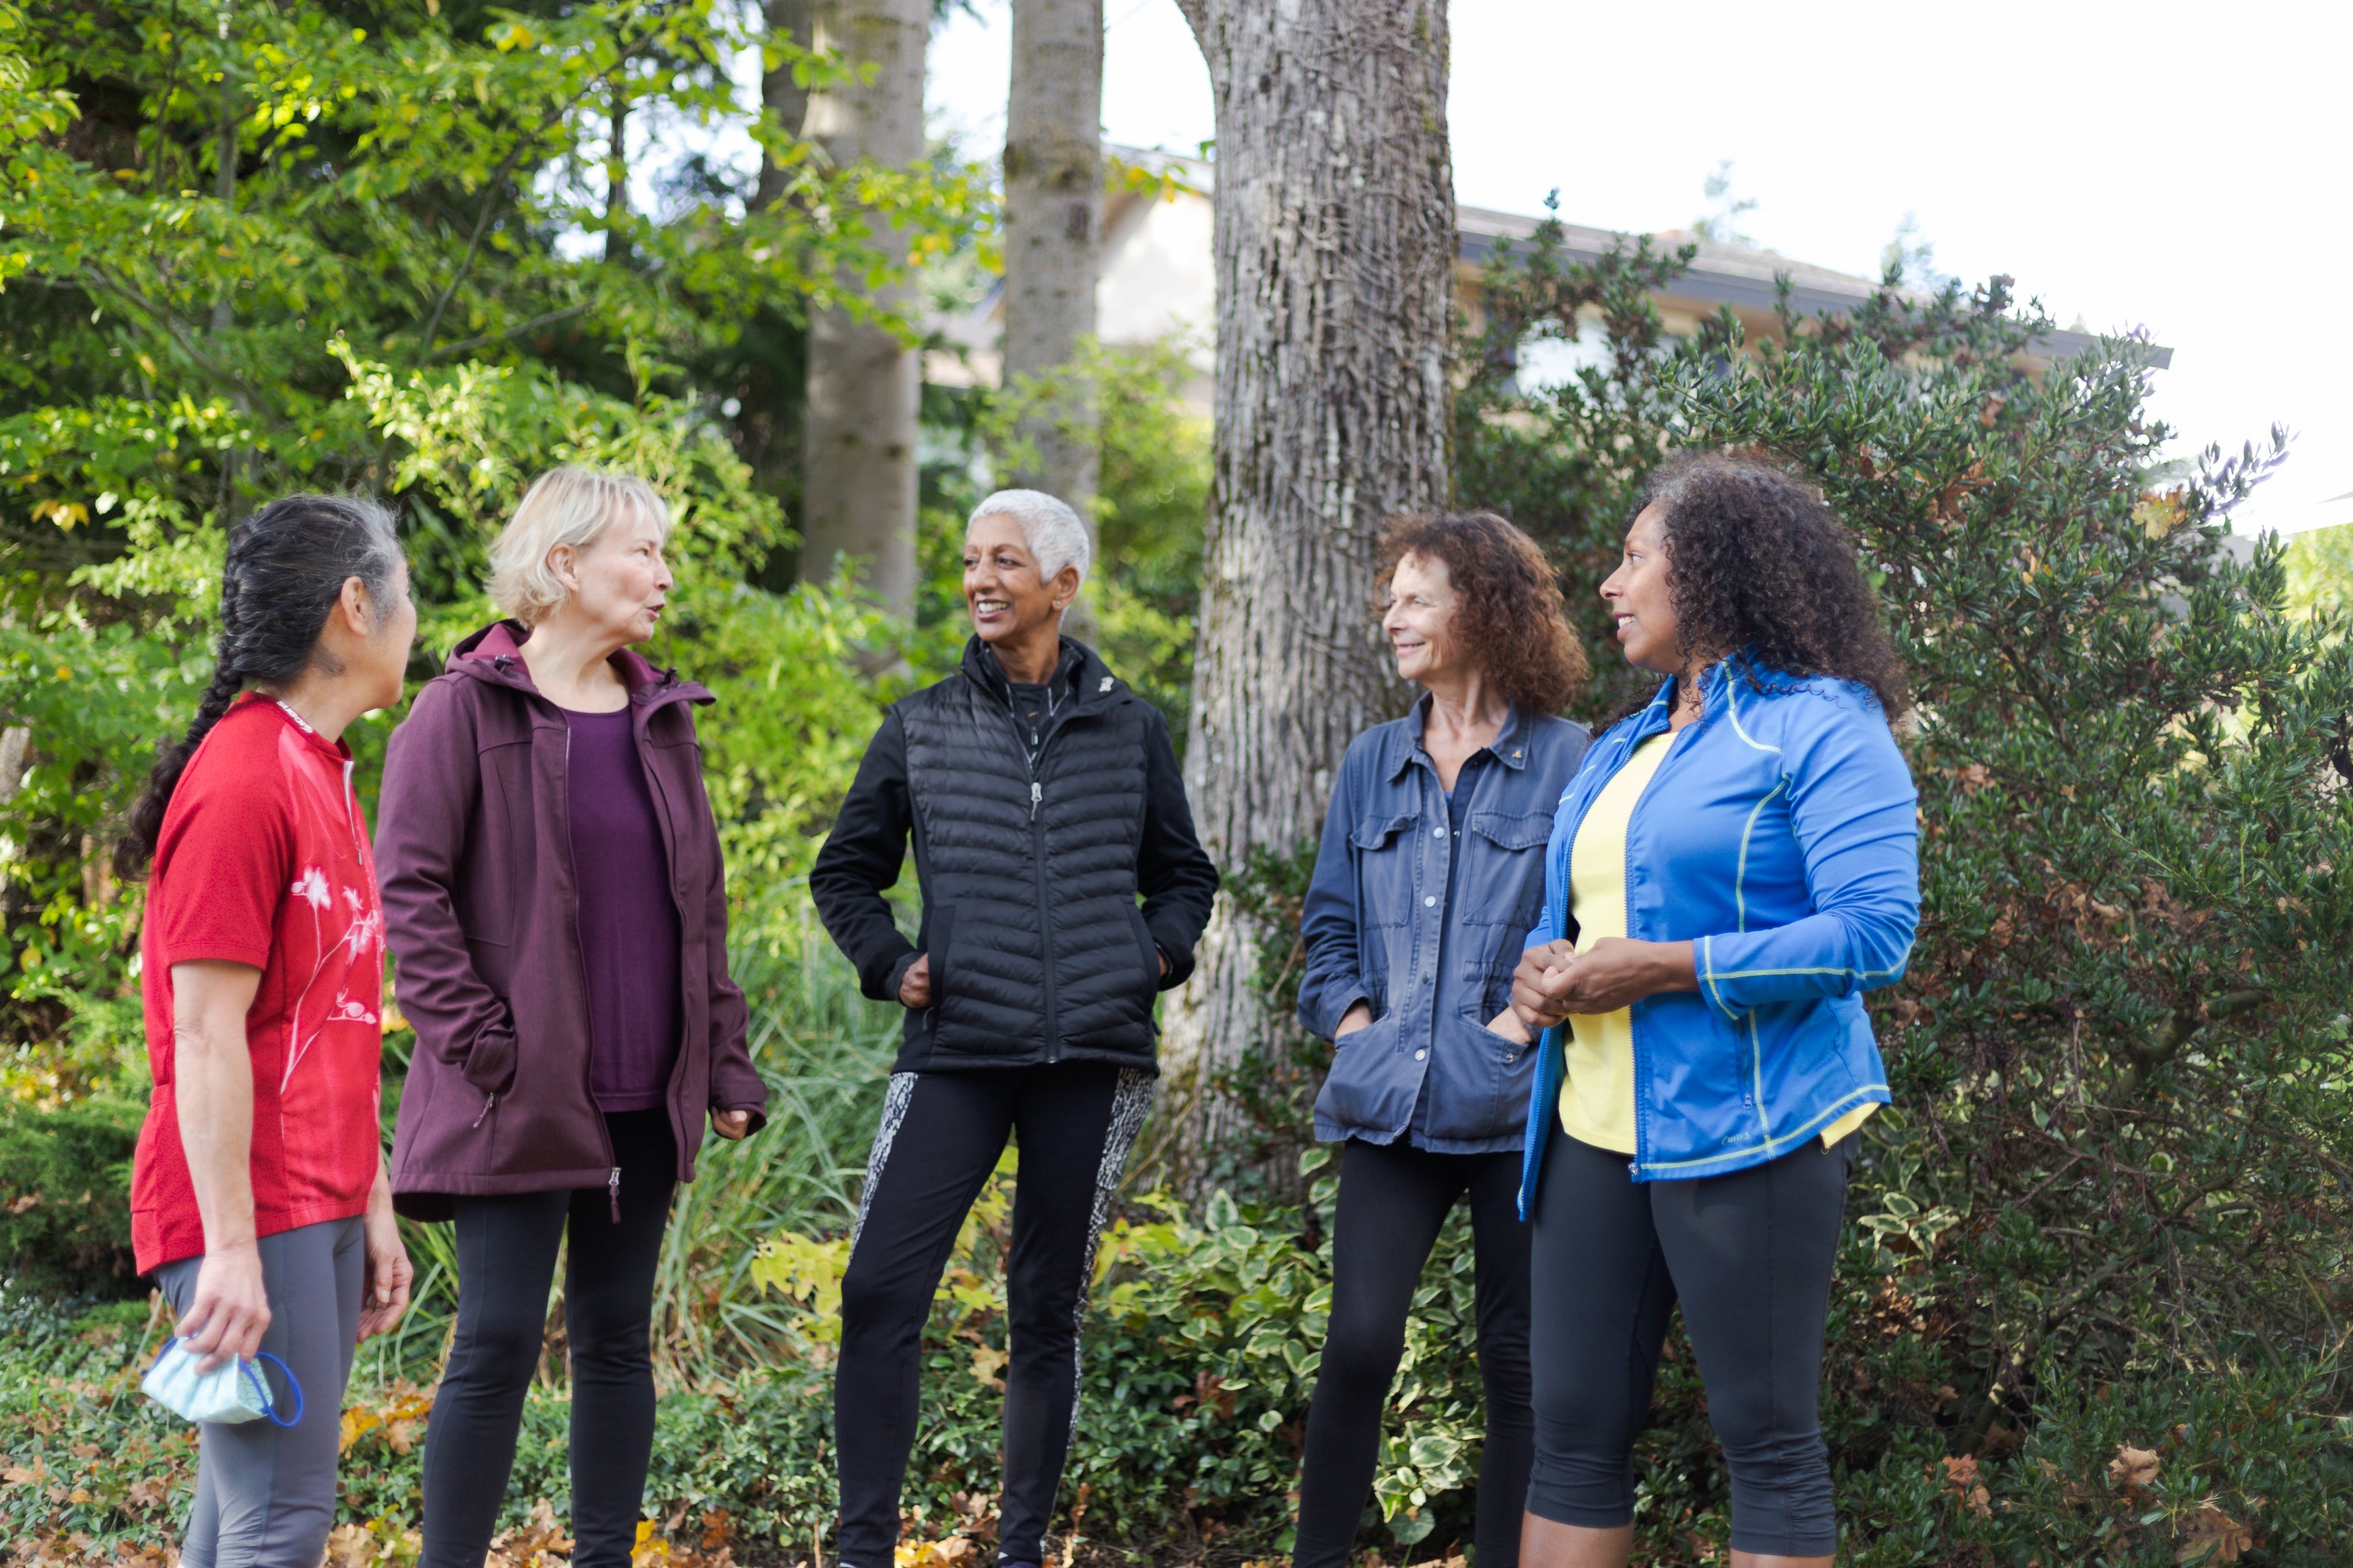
[121,495,418,1568]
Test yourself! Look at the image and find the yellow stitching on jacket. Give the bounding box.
[1733,776,1789,932]
[1639,1083,1890,1173]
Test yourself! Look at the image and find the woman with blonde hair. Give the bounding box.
[379,466,768,1568]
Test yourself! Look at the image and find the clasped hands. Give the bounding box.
[1502,937,1699,1034]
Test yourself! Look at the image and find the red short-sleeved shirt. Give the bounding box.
[130,695,387,1272]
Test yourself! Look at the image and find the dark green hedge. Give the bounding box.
[0,1097,143,1302]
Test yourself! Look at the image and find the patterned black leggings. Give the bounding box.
[832,1062,1154,1568]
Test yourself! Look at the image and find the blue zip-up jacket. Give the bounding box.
[1299,700,1590,1152]
[1518,661,1918,1211]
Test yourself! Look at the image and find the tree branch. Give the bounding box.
[79,265,284,428]
[426,303,590,360]
[2116,987,2268,1099]
[418,21,664,351]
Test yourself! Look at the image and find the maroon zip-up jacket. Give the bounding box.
[381,622,768,1221]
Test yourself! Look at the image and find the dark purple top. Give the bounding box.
[565,706,682,1112]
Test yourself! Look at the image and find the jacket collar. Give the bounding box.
[1382,692,1532,783]
[446,620,712,712]
[957,634,1123,712]
[1618,655,1775,750]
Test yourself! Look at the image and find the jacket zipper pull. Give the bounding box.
[608,1167,622,1225]
[472,1092,496,1129]
[1030,780,1042,820]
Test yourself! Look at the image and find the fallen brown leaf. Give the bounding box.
[1938,1455,1992,1519]
[2109,1444,2161,1490]
[2177,1500,2255,1564]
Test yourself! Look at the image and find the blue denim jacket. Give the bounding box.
[1299,699,1591,1153]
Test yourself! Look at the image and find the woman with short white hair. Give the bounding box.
[379,465,769,1568]
[811,489,1218,1568]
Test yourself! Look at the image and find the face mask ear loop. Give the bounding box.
[251,1352,305,1428]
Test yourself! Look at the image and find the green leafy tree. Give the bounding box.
[2285,520,2352,624]
[0,0,985,1073]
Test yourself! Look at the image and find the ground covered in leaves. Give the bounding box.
[8,1207,2353,1567]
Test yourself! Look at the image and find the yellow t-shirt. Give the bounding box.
[1558,730,1877,1155]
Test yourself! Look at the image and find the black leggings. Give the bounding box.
[1293,1139,1532,1568]
[833,1062,1154,1568]
[419,1109,677,1568]
[1527,1131,1855,1558]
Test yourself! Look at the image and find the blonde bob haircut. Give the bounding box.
[488,466,671,626]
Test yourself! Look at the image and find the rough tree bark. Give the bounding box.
[1000,0,1103,576]
[1160,0,1455,1189]
[797,0,927,612]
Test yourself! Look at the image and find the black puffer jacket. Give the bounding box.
[811,637,1218,1074]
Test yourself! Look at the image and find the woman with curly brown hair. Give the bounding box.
[1293,511,1590,1568]
[1509,453,1918,1568]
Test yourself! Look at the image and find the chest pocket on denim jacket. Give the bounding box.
[1458,809,1553,1015]
[1352,811,1421,931]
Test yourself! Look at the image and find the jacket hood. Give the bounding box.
[444,620,712,712]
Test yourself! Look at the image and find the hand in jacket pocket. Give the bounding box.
[898,953,932,1008]
[461,1020,518,1097]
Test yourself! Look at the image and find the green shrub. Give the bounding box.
[1455,218,2353,1558]
[0,1097,141,1302]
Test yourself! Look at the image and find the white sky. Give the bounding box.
[929,0,2353,536]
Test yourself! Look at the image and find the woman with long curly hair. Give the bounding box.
[1292,511,1590,1568]
[1507,452,1918,1567]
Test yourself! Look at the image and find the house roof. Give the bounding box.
[934,148,2171,376]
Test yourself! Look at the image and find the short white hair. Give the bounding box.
[968,489,1090,583]
[488,466,671,626]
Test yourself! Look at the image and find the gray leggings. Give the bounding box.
[155,1217,365,1568]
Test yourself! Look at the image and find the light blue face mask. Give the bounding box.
[141,1338,305,1427]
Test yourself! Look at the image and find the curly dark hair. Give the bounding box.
[1637,451,1910,718]
[1376,511,1589,713]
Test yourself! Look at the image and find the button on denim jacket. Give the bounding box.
[1298,701,1591,1153]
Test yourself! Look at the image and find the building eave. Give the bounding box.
[1454,204,2172,370]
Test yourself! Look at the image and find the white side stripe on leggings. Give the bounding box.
[1068,1069,1156,1439]
[849,1072,918,1254]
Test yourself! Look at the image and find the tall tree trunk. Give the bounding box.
[755,0,814,211]
[1160,0,1454,1193]
[1000,0,1102,621]
[604,82,631,265]
[732,0,815,576]
[209,33,238,334]
[797,0,927,612]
